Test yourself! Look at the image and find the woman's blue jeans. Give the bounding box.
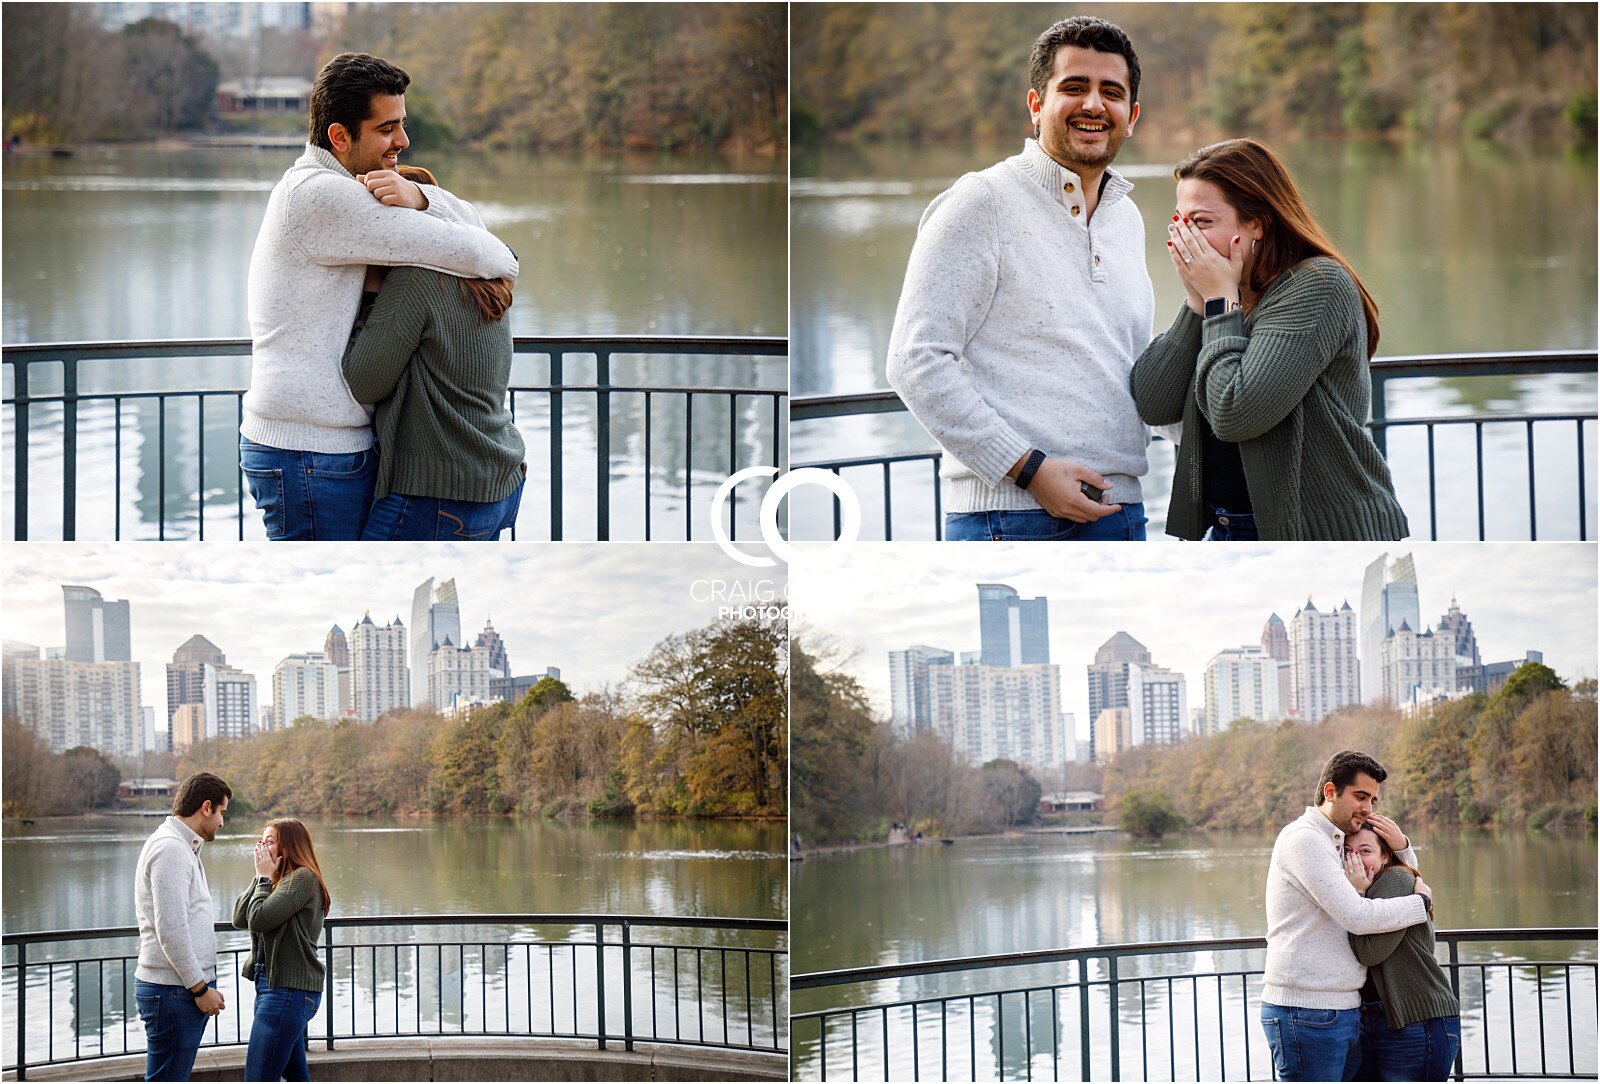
[245,967,321,1082]
[1358,1003,1461,1081]
[360,476,525,541]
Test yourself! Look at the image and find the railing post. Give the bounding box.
[324,923,335,1050]
[12,358,29,541]
[1077,956,1090,1082]
[595,351,610,541]
[61,360,77,541]
[17,940,28,1081]
[621,921,634,1052]
[549,351,564,541]
[1370,370,1388,458]
[595,922,607,1050]
[1447,937,1463,1081]
[1107,954,1119,1082]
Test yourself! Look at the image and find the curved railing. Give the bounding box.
[3,912,788,1079]
[791,350,1597,542]
[790,927,1597,1081]
[2,335,788,541]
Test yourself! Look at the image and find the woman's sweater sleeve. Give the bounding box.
[342,269,428,404]
[1130,304,1203,427]
[1349,866,1418,966]
[1195,260,1363,442]
[231,882,256,930]
[243,868,316,934]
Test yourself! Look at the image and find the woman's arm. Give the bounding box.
[230,882,258,930]
[1349,867,1418,965]
[243,868,317,934]
[1130,305,1204,427]
[342,269,428,404]
[1195,260,1362,442]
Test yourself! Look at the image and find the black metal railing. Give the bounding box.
[792,351,1596,542]
[791,928,1596,1081]
[3,913,787,1079]
[2,335,788,542]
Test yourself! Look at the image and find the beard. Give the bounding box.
[1041,117,1126,172]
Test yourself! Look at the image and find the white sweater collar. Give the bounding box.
[1016,138,1134,212]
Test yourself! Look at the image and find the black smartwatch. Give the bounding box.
[1203,296,1241,319]
[189,983,209,999]
[1014,449,1048,490]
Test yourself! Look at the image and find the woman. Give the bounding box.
[343,164,525,541]
[1130,139,1408,541]
[1343,826,1461,1081]
[233,818,330,1081]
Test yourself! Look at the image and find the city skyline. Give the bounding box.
[792,543,1596,744]
[4,544,769,730]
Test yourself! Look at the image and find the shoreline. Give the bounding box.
[798,825,1117,857]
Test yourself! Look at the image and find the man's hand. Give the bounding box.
[356,170,428,210]
[1342,849,1372,893]
[1366,812,1409,853]
[1020,458,1121,523]
[194,986,225,1016]
[1413,874,1432,902]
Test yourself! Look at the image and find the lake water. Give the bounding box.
[2,146,788,540]
[788,138,1599,541]
[791,827,1597,1080]
[2,814,787,1067]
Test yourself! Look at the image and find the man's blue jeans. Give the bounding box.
[134,979,213,1081]
[945,503,1147,541]
[239,436,378,541]
[1261,1003,1363,1082]
[359,476,525,541]
[245,967,321,1082]
[1359,1002,1461,1082]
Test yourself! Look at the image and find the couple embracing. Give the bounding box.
[1265,751,1462,1082]
[133,773,331,1081]
[887,16,1409,543]
[241,52,524,542]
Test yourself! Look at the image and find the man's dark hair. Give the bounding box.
[308,52,411,151]
[172,772,231,818]
[1314,750,1386,805]
[1028,17,1141,104]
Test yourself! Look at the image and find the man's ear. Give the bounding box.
[328,123,352,154]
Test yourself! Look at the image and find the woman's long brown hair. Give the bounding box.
[395,164,514,323]
[265,817,332,913]
[1176,139,1380,358]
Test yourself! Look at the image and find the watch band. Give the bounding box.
[1014,449,1048,491]
[1203,296,1241,319]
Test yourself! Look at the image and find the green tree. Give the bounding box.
[1118,790,1187,839]
[119,18,219,134]
[980,759,1042,829]
[60,747,122,809]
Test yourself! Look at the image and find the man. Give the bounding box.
[133,772,231,1081]
[242,52,519,540]
[1262,750,1435,1082]
[886,17,1154,541]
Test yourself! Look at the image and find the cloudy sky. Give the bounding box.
[4,543,779,725]
[789,542,1596,741]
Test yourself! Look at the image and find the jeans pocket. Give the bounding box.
[1298,1008,1342,1028]
[1262,1016,1296,1079]
[135,993,162,1029]
[241,467,287,539]
[305,448,373,479]
[434,505,500,541]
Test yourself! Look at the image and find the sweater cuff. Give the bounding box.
[961,426,1034,490]
[1200,307,1246,343]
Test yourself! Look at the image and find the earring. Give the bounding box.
[1251,238,1258,254]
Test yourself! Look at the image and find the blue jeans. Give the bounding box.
[946,503,1147,541]
[239,436,378,541]
[134,979,214,1081]
[1205,506,1259,541]
[1358,1003,1461,1081]
[1261,1003,1363,1082]
[360,476,524,541]
[246,967,321,1082]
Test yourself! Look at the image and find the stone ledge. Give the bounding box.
[3,1037,789,1082]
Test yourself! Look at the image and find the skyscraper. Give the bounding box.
[1380,622,1459,706]
[926,662,1062,772]
[12,656,145,755]
[1205,646,1282,734]
[167,635,226,735]
[1260,613,1293,716]
[1360,554,1420,704]
[1437,596,1481,669]
[411,579,462,707]
[888,645,955,734]
[203,664,259,740]
[1086,632,1151,761]
[1291,598,1361,723]
[474,620,509,678]
[62,584,132,663]
[1126,663,1188,749]
[977,584,1050,667]
[352,613,409,723]
[427,638,496,713]
[273,653,340,729]
[324,624,352,716]
[3,639,40,720]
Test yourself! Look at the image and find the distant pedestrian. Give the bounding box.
[233,818,330,1081]
[133,772,231,1081]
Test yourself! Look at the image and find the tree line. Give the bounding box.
[2,3,785,153]
[793,3,1596,146]
[1106,663,1597,833]
[792,640,1044,846]
[1,721,123,817]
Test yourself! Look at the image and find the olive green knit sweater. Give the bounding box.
[1131,257,1409,541]
[1349,866,1460,1030]
[341,265,525,503]
[231,867,326,993]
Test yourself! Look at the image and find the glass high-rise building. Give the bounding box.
[1086,631,1151,762]
[62,585,131,663]
[1360,554,1420,703]
[977,584,1049,667]
[167,634,226,735]
[410,578,462,707]
[888,645,955,734]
